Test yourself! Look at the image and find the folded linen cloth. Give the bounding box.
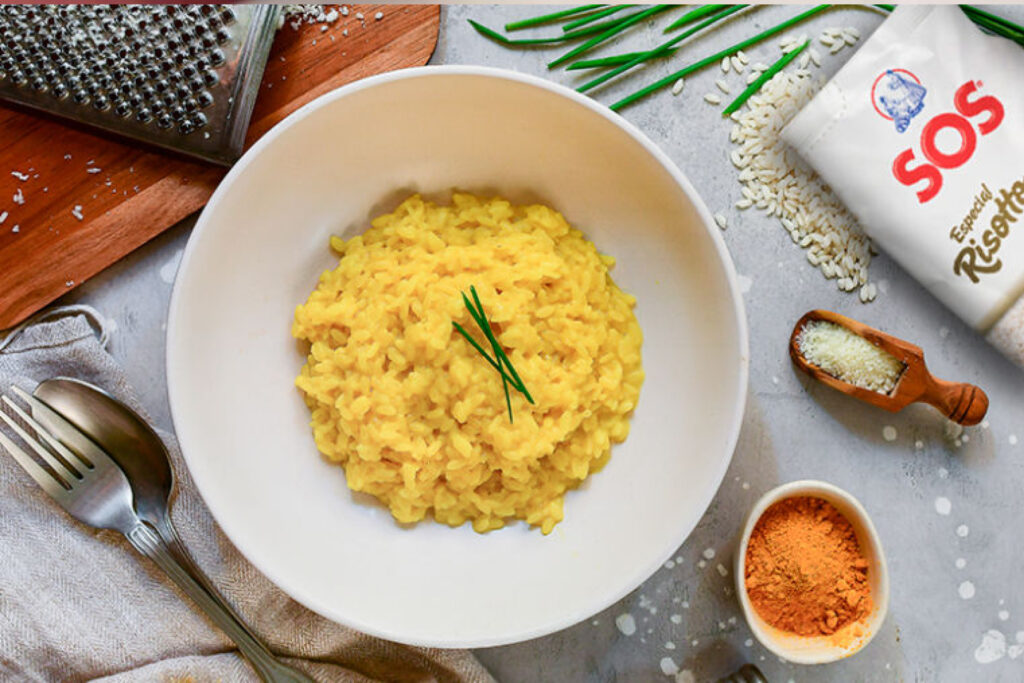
[0,307,496,683]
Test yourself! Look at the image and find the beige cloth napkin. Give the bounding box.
[0,308,496,683]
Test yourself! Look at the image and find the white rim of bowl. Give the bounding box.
[734,480,891,665]
[166,65,751,647]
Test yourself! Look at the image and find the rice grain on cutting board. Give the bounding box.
[729,68,875,301]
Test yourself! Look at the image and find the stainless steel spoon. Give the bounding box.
[32,377,314,683]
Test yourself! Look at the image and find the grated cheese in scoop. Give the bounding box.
[797,320,904,393]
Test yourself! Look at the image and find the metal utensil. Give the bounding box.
[32,377,241,630]
[716,664,769,683]
[35,379,191,571]
[0,4,281,164]
[0,386,313,683]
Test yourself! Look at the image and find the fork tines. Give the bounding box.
[0,387,93,497]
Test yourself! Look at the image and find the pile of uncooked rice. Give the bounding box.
[728,66,877,302]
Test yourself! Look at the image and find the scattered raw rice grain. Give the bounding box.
[721,56,731,73]
[728,67,875,298]
[672,78,685,96]
[737,50,750,64]
[731,55,745,72]
[284,4,344,27]
[71,205,84,221]
[704,93,722,105]
[809,48,822,66]
[716,79,731,94]
[714,213,728,230]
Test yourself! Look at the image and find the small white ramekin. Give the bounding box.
[735,480,890,665]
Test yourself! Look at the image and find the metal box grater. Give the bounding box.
[0,4,281,165]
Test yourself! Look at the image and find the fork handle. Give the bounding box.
[156,517,265,646]
[126,523,316,683]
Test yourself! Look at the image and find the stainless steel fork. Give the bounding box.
[0,387,314,683]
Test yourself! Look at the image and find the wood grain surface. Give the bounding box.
[0,5,440,330]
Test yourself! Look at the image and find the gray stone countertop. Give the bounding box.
[58,5,1024,682]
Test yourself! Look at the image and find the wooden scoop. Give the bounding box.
[789,310,988,426]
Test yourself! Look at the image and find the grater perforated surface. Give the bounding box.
[0,4,280,165]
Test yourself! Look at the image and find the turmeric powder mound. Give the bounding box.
[744,496,872,637]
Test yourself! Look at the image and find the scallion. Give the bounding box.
[722,40,809,116]
[467,287,534,405]
[504,5,604,32]
[563,5,633,32]
[961,5,1024,44]
[566,48,678,71]
[469,18,616,46]
[577,5,747,93]
[663,5,730,33]
[452,287,534,422]
[548,5,674,69]
[610,5,829,111]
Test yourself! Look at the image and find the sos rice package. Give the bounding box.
[782,5,1024,370]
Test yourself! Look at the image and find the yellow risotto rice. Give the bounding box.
[292,194,644,534]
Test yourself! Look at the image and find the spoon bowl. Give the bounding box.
[34,378,180,550]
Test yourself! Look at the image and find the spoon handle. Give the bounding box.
[126,522,316,683]
[922,375,989,426]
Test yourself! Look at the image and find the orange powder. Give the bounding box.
[744,496,872,637]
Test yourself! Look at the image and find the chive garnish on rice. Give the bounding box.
[452,286,534,422]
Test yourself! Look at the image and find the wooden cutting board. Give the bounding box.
[0,5,440,330]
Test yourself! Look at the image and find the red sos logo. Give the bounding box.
[890,80,1004,203]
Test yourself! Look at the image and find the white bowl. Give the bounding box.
[167,66,748,647]
[735,480,890,664]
